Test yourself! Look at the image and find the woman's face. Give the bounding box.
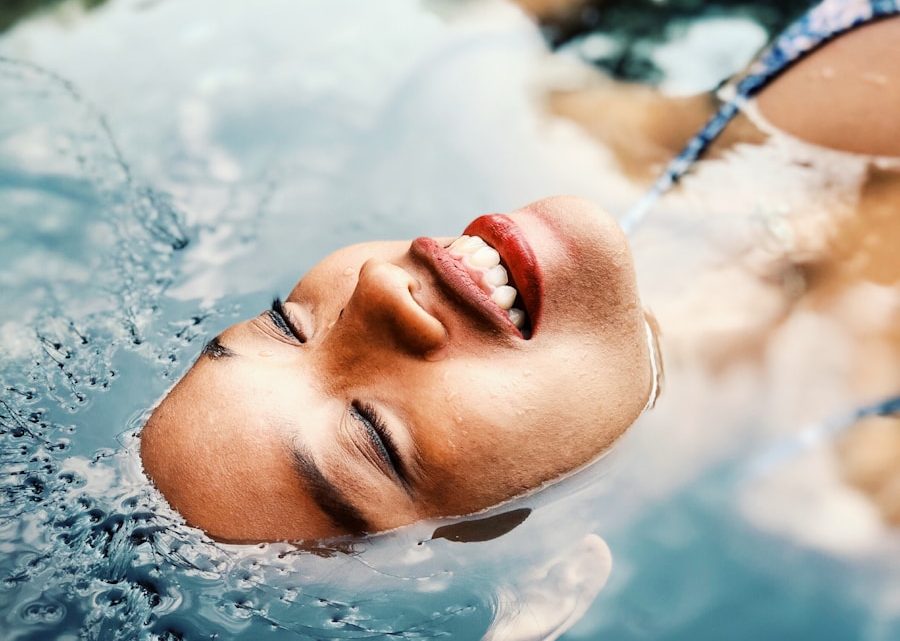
[140,196,653,542]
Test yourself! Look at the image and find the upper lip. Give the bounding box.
[409,214,543,339]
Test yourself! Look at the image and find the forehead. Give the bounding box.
[141,355,336,538]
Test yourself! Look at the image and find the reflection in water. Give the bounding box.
[1,0,898,639]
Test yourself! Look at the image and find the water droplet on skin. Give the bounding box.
[343,266,354,276]
[863,233,881,249]
[259,350,273,357]
[862,71,888,86]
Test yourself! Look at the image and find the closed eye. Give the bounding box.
[267,297,306,343]
[350,400,408,488]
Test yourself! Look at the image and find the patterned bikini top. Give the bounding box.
[621,0,900,235]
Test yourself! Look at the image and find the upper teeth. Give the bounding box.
[448,235,527,329]
[491,285,517,309]
[469,246,500,268]
[483,264,507,288]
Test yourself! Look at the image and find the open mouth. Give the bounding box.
[444,234,533,334]
[410,214,542,339]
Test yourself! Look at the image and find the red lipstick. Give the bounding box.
[409,214,543,339]
[410,237,521,337]
[463,214,543,334]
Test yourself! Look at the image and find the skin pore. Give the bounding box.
[140,196,653,543]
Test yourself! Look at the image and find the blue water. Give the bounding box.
[2,1,898,639]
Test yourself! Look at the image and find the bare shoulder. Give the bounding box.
[756,15,900,157]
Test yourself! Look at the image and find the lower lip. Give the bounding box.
[410,237,525,338]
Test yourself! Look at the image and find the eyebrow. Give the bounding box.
[290,447,370,535]
[201,336,235,360]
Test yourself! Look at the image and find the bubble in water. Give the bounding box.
[20,600,65,625]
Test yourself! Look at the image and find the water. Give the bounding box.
[1,1,899,639]
[546,0,812,83]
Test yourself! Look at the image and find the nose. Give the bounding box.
[342,259,448,357]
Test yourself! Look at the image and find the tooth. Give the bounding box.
[449,235,470,249]
[449,236,474,255]
[449,235,486,256]
[468,246,500,268]
[491,285,517,310]
[508,307,525,328]
[482,264,508,288]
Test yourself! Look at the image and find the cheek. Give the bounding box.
[288,241,411,313]
[484,344,629,450]
[442,347,595,429]
[290,267,357,321]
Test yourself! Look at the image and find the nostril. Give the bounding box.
[350,259,448,356]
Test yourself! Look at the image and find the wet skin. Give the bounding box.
[140,196,653,542]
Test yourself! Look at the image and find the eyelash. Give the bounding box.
[350,400,405,483]
[266,301,403,483]
[267,297,306,343]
